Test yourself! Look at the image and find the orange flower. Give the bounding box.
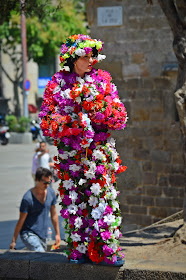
[117,165,127,174]
[40,119,49,130]
[82,100,94,111]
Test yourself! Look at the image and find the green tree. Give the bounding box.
[0,0,87,116]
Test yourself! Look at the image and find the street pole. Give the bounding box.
[20,0,28,117]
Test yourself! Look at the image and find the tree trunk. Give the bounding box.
[13,81,21,117]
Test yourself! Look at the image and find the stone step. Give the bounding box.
[0,249,185,280]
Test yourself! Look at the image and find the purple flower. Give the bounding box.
[61,44,69,54]
[84,130,94,139]
[95,112,105,121]
[91,229,98,238]
[103,245,114,256]
[71,250,82,260]
[104,255,117,264]
[85,189,92,196]
[62,195,72,206]
[88,219,95,227]
[100,230,111,241]
[96,165,106,175]
[98,219,108,229]
[69,215,77,225]
[77,209,83,216]
[60,208,69,218]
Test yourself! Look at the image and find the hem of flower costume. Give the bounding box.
[39,68,128,264]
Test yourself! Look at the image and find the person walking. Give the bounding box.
[9,167,61,252]
[39,34,127,265]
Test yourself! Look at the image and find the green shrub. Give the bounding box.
[5,115,30,133]
[5,115,17,132]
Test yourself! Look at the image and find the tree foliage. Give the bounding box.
[0,0,87,116]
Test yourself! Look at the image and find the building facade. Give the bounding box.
[87,0,185,231]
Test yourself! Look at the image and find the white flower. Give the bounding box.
[113,97,120,103]
[112,200,119,211]
[85,169,95,179]
[109,243,118,253]
[76,243,87,254]
[76,76,85,84]
[104,214,116,225]
[69,164,81,172]
[67,204,78,215]
[84,163,96,179]
[113,162,119,171]
[59,151,69,160]
[91,208,102,220]
[63,66,70,72]
[110,188,117,200]
[111,150,118,161]
[90,183,101,196]
[98,201,108,213]
[63,106,73,113]
[88,196,98,207]
[79,202,87,210]
[75,48,86,56]
[62,88,71,99]
[69,191,78,203]
[107,137,116,147]
[114,229,121,239]
[74,217,83,229]
[97,54,106,61]
[69,150,77,157]
[94,221,99,231]
[92,150,105,161]
[117,217,122,226]
[71,233,81,242]
[105,174,111,185]
[75,96,81,104]
[84,74,93,83]
[63,179,74,190]
[79,179,87,185]
[53,85,61,94]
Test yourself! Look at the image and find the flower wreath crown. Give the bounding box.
[59,34,106,68]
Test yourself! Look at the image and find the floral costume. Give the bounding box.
[39,34,128,264]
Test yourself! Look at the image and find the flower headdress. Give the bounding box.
[59,34,106,68]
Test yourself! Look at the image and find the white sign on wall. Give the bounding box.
[97,6,123,27]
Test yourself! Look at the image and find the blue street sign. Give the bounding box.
[24,79,31,91]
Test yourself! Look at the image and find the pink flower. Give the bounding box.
[60,208,69,218]
[103,205,113,216]
[103,244,114,256]
[100,230,111,241]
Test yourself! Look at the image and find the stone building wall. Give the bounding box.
[87,0,185,231]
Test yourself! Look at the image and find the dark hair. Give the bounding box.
[40,141,46,145]
[65,47,99,73]
[35,167,52,181]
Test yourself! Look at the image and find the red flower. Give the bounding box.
[40,119,49,130]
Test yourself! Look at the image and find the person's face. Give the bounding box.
[74,51,95,77]
[38,176,51,189]
[40,142,46,152]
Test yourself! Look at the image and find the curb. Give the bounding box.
[0,250,186,280]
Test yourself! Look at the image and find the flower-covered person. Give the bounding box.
[39,34,128,265]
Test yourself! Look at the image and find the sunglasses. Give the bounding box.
[41,179,51,185]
